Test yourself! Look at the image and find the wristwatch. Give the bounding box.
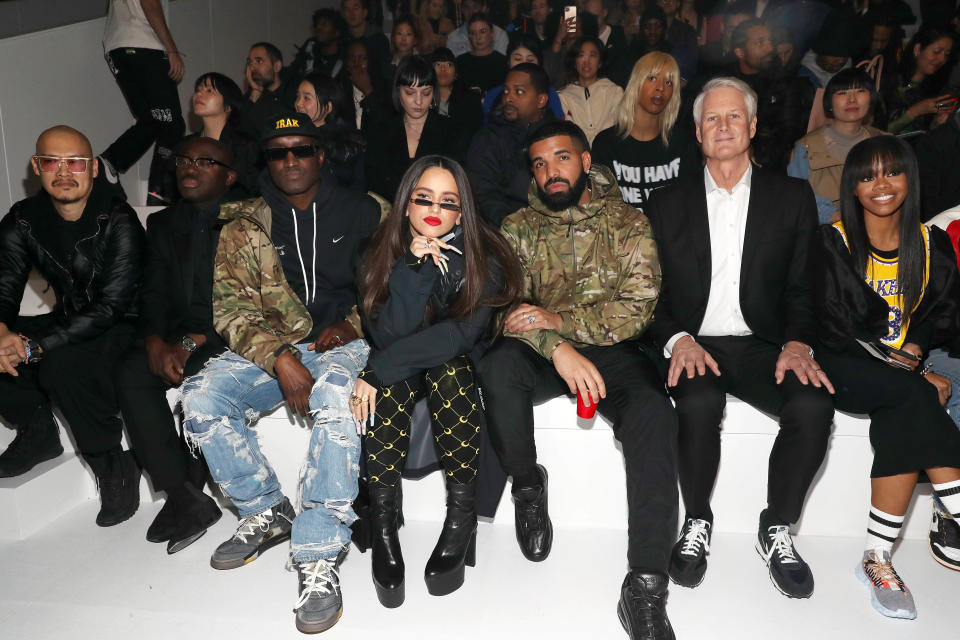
[180,335,198,353]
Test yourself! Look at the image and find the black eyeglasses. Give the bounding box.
[263,144,320,162]
[174,155,233,170]
[410,197,461,212]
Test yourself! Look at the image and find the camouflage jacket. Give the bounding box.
[500,164,661,359]
[212,196,386,376]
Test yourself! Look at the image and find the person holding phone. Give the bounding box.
[351,155,522,607]
[810,135,960,620]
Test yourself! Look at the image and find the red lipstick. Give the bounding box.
[424,216,442,226]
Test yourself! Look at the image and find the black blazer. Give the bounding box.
[139,200,226,365]
[645,164,819,350]
[363,110,463,201]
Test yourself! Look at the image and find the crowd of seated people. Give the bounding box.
[4,0,960,637]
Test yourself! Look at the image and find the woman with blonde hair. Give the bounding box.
[592,51,699,209]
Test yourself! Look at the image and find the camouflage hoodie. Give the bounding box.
[500,164,661,359]
[212,195,386,376]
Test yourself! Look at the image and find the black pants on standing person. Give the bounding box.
[479,339,679,574]
[102,48,185,205]
[669,335,834,527]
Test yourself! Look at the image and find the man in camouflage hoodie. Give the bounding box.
[477,121,679,640]
[179,112,381,634]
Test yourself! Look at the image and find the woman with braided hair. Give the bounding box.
[350,155,522,607]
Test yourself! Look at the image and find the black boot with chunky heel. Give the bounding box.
[425,480,477,596]
[369,484,406,607]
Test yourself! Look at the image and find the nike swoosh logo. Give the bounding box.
[332,236,344,243]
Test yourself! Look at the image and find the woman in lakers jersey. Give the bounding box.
[810,136,960,620]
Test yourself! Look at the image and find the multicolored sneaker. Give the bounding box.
[929,507,960,571]
[856,550,917,619]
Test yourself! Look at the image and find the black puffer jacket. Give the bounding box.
[0,186,144,353]
[466,110,555,228]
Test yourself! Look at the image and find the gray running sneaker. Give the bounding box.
[294,556,345,633]
[210,497,295,570]
[856,550,917,619]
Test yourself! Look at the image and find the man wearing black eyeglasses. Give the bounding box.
[179,112,382,633]
[112,137,236,554]
[0,125,144,528]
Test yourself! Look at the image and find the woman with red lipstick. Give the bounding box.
[350,155,522,607]
[592,51,699,210]
[788,68,889,224]
[810,136,960,620]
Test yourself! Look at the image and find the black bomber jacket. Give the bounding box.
[0,186,144,353]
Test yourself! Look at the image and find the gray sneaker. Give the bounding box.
[294,556,344,633]
[856,550,917,619]
[210,497,295,570]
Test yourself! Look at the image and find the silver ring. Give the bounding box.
[528,314,536,324]
[334,335,343,344]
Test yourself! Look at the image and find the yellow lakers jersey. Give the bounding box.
[832,221,930,349]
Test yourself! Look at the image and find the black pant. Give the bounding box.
[669,335,834,525]
[115,344,210,492]
[365,355,482,487]
[0,316,133,456]
[102,48,185,199]
[478,339,678,573]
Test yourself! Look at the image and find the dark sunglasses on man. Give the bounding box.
[174,155,233,170]
[263,144,321,162]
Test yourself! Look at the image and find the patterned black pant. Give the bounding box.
[364,356,481,487]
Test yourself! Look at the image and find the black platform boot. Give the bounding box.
[369,484,405,607]
[424,480,477,596]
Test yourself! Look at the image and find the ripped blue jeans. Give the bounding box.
[181,339,369,562]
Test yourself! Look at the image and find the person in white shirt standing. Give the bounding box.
[643,76,835,600]
[101,0,185,205]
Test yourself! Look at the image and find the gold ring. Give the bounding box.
[425,238,433,246]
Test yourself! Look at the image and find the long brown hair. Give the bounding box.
[361,155,523,321]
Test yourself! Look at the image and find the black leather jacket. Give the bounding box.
[0,187,144,353]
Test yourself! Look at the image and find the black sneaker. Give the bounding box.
[512,464,553,562]
[929,507,960,571]
[668,518,711,588]
[617,571,676,640]
[756,524,814,598]
[210,497,295,570]
[294,554,345,633]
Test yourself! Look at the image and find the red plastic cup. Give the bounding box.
[576,390,598,419]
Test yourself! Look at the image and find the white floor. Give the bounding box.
[0,499,955,640]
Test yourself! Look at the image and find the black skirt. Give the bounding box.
[817,346,960,477]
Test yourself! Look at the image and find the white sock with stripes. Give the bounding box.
[865,507,904,553]
[932,479,960,518]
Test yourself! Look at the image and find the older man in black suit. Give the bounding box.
[115,137,236,554]
[644,77,834,600]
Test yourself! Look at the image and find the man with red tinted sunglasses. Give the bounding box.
[0,125,144,529]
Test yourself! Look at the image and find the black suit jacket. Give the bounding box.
[139,200,226,368]
[645,164,819,351]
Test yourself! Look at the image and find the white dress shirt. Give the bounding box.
[665,163,754,356]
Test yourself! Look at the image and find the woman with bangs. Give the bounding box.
[557,36,624,145]
[788,68,889,224]
[188,72,260,199]
[351,155,522,607]
[811,136,960,621]
[364,55,462,201]
[591,51,699,209]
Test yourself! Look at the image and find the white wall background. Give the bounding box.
[0,0,338,211]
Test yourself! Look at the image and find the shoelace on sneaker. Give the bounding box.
[764,526,799,565]
[294,560,340,609]
[863,551,908,592]
[680,519,711,556]
[232,511,274,543]
[626,583,670,635]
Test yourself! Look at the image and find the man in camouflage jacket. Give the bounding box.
[477,121,679,640]
[179,112,381,634]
